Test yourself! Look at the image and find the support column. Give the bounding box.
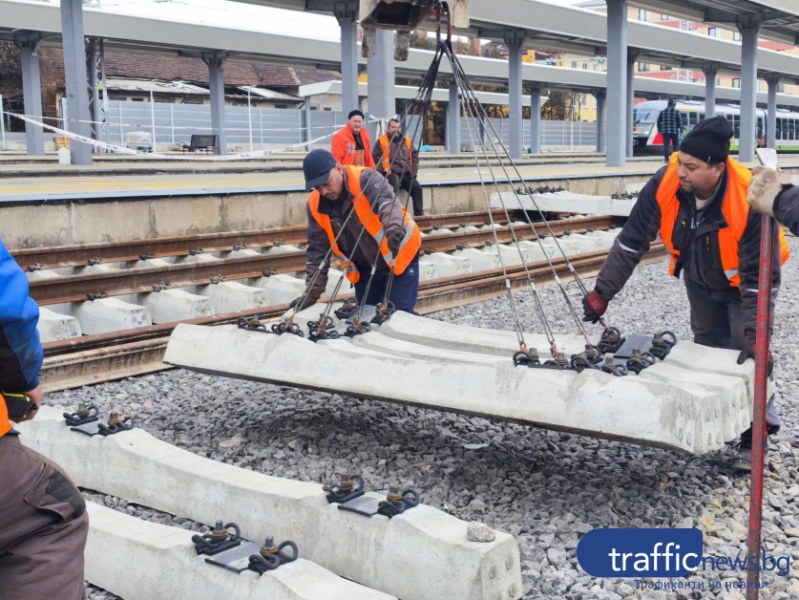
[60,0,93,164]
[530,86,542,154]
[367,29,396,139]
[738,23,760,162]
[446,81,460,154]
[702,65,718,119]
[626,51,636,158]
[335,2,359,115]
[203,52,228,155]
[504,31,525,159]
[595,90,606,153]
[18,36,44,156]
[766,74,779,149]
[605,0,628,167]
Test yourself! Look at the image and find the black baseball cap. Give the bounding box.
[303,149,337,191]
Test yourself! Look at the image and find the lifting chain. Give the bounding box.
[308,315,340,342]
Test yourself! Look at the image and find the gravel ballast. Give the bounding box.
[48,239,799,600]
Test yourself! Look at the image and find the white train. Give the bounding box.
[632,99,799,153]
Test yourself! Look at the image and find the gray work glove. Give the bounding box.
[748,166,792,217]
[387,230,404,256]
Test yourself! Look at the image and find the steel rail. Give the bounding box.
[28,215,618,305]
[40,243,667,391]
[12,209,542,270]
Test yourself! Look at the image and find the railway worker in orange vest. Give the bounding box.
[581,116,789,472]
[291,149,421,314]
[331,109,376,169]
[0,238,89,599]
[372,118,424,216]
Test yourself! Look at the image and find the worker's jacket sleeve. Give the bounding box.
[330,129,346,164]
[304,203,331,299]
[594,170,664,300]
[359,169,406,236]
[0,239,42,392]
[738,207,781,340]
[774,185,799,236]
[372,140,386,174]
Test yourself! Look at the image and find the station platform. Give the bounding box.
[0,156,676,203]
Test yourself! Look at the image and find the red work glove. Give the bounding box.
[582,290,608,324]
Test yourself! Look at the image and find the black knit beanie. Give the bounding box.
[678,116,733,164]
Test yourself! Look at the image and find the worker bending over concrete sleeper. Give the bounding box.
[291,149,421,314]
[582,117,789,472]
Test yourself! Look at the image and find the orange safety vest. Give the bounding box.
[656,153,789,287]
[0,396,10,437]
[377,134,413,173]
[307,165,422,284]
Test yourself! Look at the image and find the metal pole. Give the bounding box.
[738,23,760,162]
[247,88,253,151]
[170,103,175,145]
[605,0,628,167]
[19,38,45,155]
[149,83,157,152]
[61,0,92,163]
[0,95,6,151]
[745,213,775,600]
[766,75,778,149]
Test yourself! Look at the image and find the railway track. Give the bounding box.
[8,210,661,391]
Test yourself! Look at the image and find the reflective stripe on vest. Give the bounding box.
[655,153,789,287]
[378,134,412,173]
[307,166,422,283]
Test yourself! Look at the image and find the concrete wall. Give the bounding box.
[2,175,648,248]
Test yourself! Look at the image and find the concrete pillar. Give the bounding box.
[738,23,760,162]
[595,90,606,153]
[335,3,359,115]
[60,0,93,164]
[702,65,718,119]
[504,32,525,159]
[605,0,628,167]
[766,74,779,149]
[203,52,227,155]
[530,86,542,154]
[18,37,44,155]
[446,81,460,154]
[626,52,636,158]
[367,29,396,137]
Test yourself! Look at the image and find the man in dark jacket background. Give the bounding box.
[0,237,88,599]
[582,117,787,472]
[372,118,424,216]
[657,99,684,162]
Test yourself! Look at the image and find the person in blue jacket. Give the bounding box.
[0,237,88,599]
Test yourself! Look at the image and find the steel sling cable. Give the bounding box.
[379,45,445,313]
[451,55,559,356]
[443,44,595,345]
[293,43,447,335]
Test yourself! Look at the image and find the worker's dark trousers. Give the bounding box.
[685,281,781,442]
[354,255,420,313]
[663,133,679,162]
[388,172,424,216]
[0,434,88,600]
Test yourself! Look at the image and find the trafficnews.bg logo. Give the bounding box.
[576,528,791,578]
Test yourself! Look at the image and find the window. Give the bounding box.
[661,65,672,71]
[571,60,578,69]
[733,31,741,41]
[732,77,741,89]
[708,27,718,38]
[660,13,671,20]
[638,9,649,20]
[638,62,650,72]
[582,64,588,70]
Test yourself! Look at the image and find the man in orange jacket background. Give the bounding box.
[331,109,375,169]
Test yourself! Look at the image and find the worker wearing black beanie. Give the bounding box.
[582,113,789,472]
[678,116,734,165]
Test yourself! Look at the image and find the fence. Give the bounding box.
[1,97,601,153]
